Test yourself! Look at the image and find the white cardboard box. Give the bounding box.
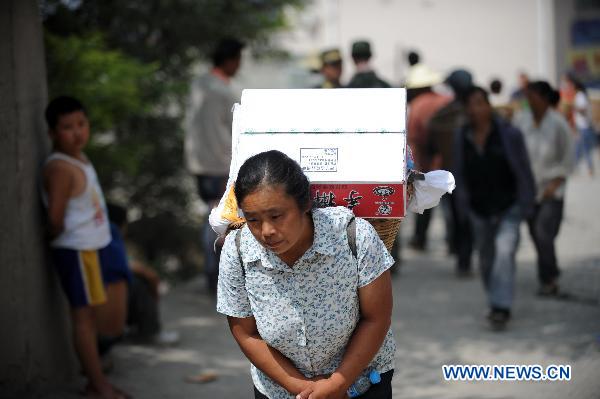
[230,88,407,218]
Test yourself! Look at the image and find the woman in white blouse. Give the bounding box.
[217,150,396,399]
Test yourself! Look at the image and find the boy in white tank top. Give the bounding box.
[42,96,130,399]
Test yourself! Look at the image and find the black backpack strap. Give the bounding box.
[346,217,357,259]
[235,228,246,278]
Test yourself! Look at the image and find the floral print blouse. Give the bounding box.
[217,206,396,399]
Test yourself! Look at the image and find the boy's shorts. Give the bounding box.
[52,236,131,307]
[102,224,133,285]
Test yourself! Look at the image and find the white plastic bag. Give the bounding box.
[208,103,245,237]
[408,170,455,214]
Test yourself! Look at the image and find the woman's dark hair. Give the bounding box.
[235,150,311,211]
[527,81,555,103]
[462,85,490,106]
[45,96,86,130]
[566,72,587,94]
[549,89,561,107]
[212,38,245,67]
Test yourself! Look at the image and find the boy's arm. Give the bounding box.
[43,161,74,239]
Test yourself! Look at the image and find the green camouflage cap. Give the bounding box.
[351,40,372,58]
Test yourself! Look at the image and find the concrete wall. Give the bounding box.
[0,0,77,396]
[554,0,576,82]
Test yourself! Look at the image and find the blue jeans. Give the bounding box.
[575,127,596,172]
[470,205,521,310]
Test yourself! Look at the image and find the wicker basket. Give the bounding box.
[364,183,411,253]
[367,218,402,253]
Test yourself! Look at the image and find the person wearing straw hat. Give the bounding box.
[316,48,344,89]
[406,64,451,251]
[217,150,396,399]
[347,40,391,88]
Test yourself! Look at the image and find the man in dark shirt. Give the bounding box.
[347,40,391,88]
[453,86,535,330]
[463,125,517,217]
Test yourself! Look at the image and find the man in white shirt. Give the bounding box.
[514,81,574,296]
[572,78,596,176]
[184,38,245,294]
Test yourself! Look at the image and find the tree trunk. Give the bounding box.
[0,0,78,396]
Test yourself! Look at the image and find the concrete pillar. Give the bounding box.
[554,0,576,83]
[0,0,77,396]
[536,0,557,84]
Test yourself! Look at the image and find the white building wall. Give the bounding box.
[275,0,559,94]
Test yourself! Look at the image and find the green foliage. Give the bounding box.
[42,0,303,76]
[41,0,303,277]
[45,32,158,133]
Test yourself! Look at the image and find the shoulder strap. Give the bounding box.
[46,152,88,169]
[235,228,245,278]
[346,217,357,259]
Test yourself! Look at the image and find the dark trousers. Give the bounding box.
[127,275,161,337]
[449,193,473,272]
[253,370,394,399]
[528,199,564,285]
[412,208,433,248]
[195,175,228,294]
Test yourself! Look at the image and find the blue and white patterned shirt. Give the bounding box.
[217,206,396,399]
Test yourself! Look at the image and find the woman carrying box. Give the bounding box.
[216,150,396,399]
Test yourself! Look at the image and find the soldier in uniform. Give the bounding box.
[346,40,399,269]
[347,40,391,88]
[317,48,343,89]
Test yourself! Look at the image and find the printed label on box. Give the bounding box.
[300,148,338,172]
[310,183,405,218]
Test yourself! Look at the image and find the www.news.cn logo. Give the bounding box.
[442,364,571,381]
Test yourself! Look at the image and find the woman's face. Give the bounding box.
[240,184,311,259]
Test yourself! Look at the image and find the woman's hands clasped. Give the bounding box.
[295,374,349,399]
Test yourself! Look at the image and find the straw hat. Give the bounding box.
[301,51,322,72]
[320,48,342,66]
[406,64,442,89]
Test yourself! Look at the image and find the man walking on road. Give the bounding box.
[454,86,535,330]
[184,38,245,294]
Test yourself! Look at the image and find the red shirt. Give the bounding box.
[408,92,451,171]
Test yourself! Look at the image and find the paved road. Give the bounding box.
[46,169,600,399]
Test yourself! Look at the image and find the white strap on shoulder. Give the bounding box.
[46,152,88,170]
